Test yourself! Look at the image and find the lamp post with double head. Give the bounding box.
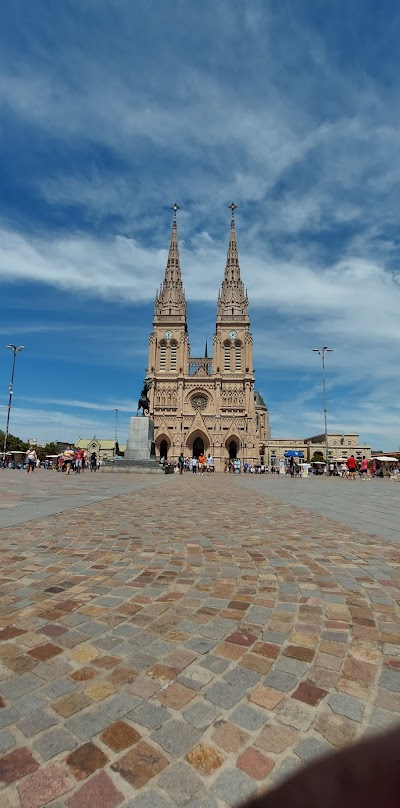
[312,347,333,469]
[2,345,25,460]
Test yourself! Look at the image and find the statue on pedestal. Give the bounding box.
[137,379,152,416]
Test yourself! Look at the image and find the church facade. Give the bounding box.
[146,205,270,471]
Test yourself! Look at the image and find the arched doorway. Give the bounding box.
[228,440,238,459]
[160,439,168,460]
[192,437,204,458]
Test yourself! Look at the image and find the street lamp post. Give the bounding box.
[2,345,25,460]
[312,347,333,469]
[114,408,119,456]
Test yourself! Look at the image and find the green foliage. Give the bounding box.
[36,442,59,461]
[0,430,28,453]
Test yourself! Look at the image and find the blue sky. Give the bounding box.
[1,0,400,449]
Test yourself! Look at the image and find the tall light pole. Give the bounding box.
[2,345,25,460]
[312,347,333,468]
[114,408,119,456]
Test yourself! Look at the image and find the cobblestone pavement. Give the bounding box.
[0,473,400,807]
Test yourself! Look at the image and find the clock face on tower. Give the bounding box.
[228,330,238,340]
[164,330,173,339]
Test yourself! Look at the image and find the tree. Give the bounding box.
[311,451,324,462]
[0,430,28,454]
[36,442,59,462]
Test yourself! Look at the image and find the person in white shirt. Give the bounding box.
[206,454,214,472]
[191,456,198,474]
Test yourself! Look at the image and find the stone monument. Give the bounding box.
[101,380,162,473]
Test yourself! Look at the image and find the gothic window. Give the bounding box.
[235,341,242,370]
[224,342,231,371]
[159,341,167,370]
[170,341,177,371]
[191,394,208,411]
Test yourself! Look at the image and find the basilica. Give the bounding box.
[146,204,270,471]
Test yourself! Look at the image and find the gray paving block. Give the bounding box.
[130,703,171,729]
[205,681,246,709]
[230,704,267,731]
[371,706,398,729]
[246,607,272,625]
[328,693,364,723]
[125,793,173,808]
[99,692,141,719]
[379,668,400,693]
[294,736,332,762]
[65,709,111,741]
[211,769,257,806]
[19,708,58,738]
[270,756,301,784]
[0,672,43,701]
[274,657,309,677]
[264,670,298,692]
[14,693,48,716]
[33,727,77,760]
[262,630,288,644]
[224,667,261,689]
[158,761,202,806]
[113,624,142,638]
[151,719,201,757]
[185,637,217,655]
[183,700,222,729]
[0,729,15,753]
[94,636,120,650]
[199,656,229,674]
[185,794,219,808]
[43,677,77,699]
[34,659,72,681]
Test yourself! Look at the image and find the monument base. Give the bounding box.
[101,416,163,473]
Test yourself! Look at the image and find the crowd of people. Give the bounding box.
[2,446,100,473]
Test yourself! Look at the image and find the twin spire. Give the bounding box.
[154,203,248,322]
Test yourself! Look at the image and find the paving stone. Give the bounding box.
[66,770,124,808]
[370,706,398,729]
[327,693,365,723]
[211,721,250,752]
[236,747,275,780]
[270,755,301,784]
[65,709,111,741]
[185,743,225,775]
[66,742,108,780]
[183,793,219,808]
[314,711,359,747]
[274,656,309,677]
[275,700,315,731]
[33,727,77,760]
[294,735,333,762]
[0,747,38,783]
[211,768,257,806]
[130,703,171,729]
[264,670,298,692]
[183,700,222,729]
[230,705,267,731]
[224,667,261,689]
[261,630,288,644]
[205,681,246,708]
[18,763,74,808]
[112,740,168,787]
[151,719,201,757]
[43,678,77,699]
[292,681,328,706]
[19,708,58,738]
[256,723,299,753]
[0,729,15,754]
[101,720,141,752]
[124,792,173,808]
[158,761,202,806]
[0,673,43,701]
[185,637,217,655]
[379,668,400,692]
[53,692,91,717]
[0,707,19,729]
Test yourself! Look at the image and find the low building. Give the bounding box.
[75,437,126,462]
[268,433,371,467]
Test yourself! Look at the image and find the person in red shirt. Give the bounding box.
[75,448,84,474]
[346,454,357,480]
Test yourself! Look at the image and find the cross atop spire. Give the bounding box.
[229,202,237,219]
[154,204,187,323]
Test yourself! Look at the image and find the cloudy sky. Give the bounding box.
[1,0,400,449]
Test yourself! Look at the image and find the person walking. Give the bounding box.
[63,446,74,475]
[346,454,357,480]
[90,451,97,471]
[75,447,84,473]
[360,456,368,478]
[25,446,37,474]
[178,452,185,474]
[191,456,198,474]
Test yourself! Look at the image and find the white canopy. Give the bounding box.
[371,456,398,462]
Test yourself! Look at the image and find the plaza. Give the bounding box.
[0,471,399,807]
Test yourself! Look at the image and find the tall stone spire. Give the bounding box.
[154,204,187,322]
[217,203,249,322]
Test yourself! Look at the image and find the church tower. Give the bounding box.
[147,203,269,469]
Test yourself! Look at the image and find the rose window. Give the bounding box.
[191,395,208,411]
